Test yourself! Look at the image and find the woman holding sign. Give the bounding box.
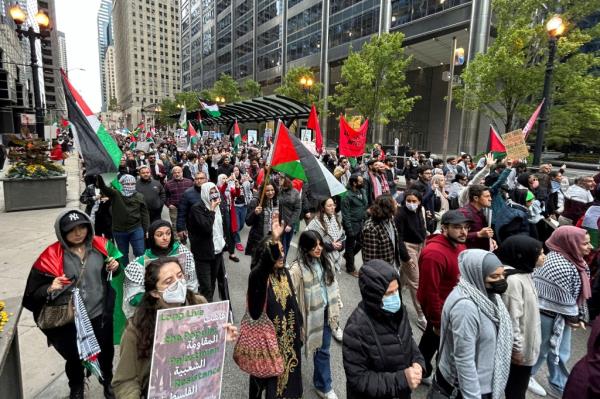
[246,214,303,399]
[113,257,237,398]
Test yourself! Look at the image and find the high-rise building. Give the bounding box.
[181,0,495,154]
[113,0,181,127]
[37,0,66,119]
[57,30,67,71]
[103,45,117,108]
[97,0,112,112]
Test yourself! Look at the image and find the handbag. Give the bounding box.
[36,262,88,330]
[233,279,284,378]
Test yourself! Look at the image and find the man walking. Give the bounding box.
[176,171,208,243]
[164,166,193,228]
[458,184,496,250]
[136,165,166,223]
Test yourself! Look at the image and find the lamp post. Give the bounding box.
[533,15,565,166]
[154,106,161,129]
[215,96,226,104]
[299,76,314,104]
[9,4,51,138]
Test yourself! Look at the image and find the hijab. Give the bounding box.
[497,235,542,275]
[546,226,591,303]
[146,219,174,256]
[119,174,137,197]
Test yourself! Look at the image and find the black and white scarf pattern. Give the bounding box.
[73,288,103,380]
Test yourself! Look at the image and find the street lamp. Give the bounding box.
[533,14,565,166]
[299,76,314,104]
[176,103,185,109]
[10,4,51,137]
[215,96,225,104]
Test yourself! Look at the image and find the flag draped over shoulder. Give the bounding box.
[488,125,507,159]
[339,115,368,157]
[307,105,323,154]
[268,121,345,199]
[61,70,121,176]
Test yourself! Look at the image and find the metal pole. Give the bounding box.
[533,37,556,166]
[27,27,44,137]
[442,37,457,160]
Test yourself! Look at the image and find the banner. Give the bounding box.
[501,129,529,160]
[339,115,368,157]
[148,301,230,399]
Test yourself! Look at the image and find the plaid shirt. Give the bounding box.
[164,177,194,207]
[361,216,401,267]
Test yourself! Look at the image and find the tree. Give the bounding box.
[274,66,324,111]
[156,91,202,126]
[240,79,262,99]
[454,0,600,146]
[108,97,119,112]
[211,73,242,103]
[329,32,419,128]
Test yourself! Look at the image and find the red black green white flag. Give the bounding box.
[61,70,122,176]
[267,121,346,199]
[488,125,507,159]
[233,120,241,151]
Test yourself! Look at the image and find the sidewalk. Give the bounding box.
[0,155,86,398]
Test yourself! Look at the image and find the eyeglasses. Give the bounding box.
[448,225,470,231]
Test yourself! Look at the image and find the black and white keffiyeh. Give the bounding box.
[72,287,102,380]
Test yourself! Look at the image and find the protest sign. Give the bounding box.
[300,128,312,142]
[147,301,230,399]
[247,129,258,145]
[501,129,529,160]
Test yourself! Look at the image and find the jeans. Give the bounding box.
[418,322,440,378]
[313,316,333,393]
[343,232,362,273]
[282,229,294,258]
[113,226,145,263]
[234,205,247,244]
[531,313,572,392]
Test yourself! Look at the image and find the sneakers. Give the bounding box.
[333,326,343,342]
[235,243,244,252]
[528,377,547,396]
[69,385,84,399]
[316,389,339,399]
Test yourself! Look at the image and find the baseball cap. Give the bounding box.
[60,211,90,234]
[441,210,473,225]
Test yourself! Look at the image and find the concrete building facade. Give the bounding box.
[57,30,67,71]
[103,45,117,108]
[97,0,112,112]
[181,0,494,154]
[112,0,181,127]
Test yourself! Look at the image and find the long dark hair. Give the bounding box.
[257,182,279,208]
[297,230,335,285]
[132,257,196,359]
[317,197,340,232]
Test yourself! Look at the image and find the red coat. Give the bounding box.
[417,234,465,328]
[50,145,63,161]
[563,316,600,399]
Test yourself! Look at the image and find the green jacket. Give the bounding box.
[98,178,149,233]
[341,188,368,237]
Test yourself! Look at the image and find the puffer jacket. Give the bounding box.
[343,259,425,399]
[278,187,301,227]
[341,188,368,237]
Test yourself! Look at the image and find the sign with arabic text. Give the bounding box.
[147,301,230,399]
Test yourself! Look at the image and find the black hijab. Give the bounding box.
[146,219,174,256]
[496,235,542,276]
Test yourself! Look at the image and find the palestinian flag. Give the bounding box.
[233,120,241,151]
[200,100,221,117]
[188,121,199,146]
[267,121,346,199]
[61,70,121,177]
[488,125,507,159]
[178,106,187,129]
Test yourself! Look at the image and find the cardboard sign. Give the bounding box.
[147,301,230,399]
[501,129,529,160]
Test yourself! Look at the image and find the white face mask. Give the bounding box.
[159,278,187,304]
[405,203,419,212]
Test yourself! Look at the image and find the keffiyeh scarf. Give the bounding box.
[73,288,103,380]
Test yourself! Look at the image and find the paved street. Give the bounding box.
[0,156,592,398]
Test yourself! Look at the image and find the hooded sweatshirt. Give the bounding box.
[417,234,465,328]
[343,259,425,399]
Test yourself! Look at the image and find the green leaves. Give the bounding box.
[330,32,419,126]
[274,66,324,111]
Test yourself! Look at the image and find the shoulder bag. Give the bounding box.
[233,278,284,378]
[37,261,88,330]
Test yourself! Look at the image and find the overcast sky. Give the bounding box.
[55,0,102,112]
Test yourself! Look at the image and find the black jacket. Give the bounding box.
[394,206,427,263]
[187,201,228,261]
[343,259,425,399]
[136,178,166,211]
[244,197,279,256]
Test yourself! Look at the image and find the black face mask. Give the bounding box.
[486,279,508,295]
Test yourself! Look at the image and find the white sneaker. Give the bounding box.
[316,389,338,399]
[528,377,547,396]
[333,326,343,342]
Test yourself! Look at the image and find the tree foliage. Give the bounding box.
[454,0,600,146]
[329,32,419,126]
[240,79,263,99]
[211,73,242,103]
[274,66,324,111]
[108,97,119,112]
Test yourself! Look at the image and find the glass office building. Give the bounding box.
[181,0,494,154]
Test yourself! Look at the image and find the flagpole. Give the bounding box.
[258,166,272,208]
[259,120,282,207]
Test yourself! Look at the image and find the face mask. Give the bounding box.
[209,192,220,201]
[381,291,402,313]
[160,279,187,304]
[486,279,508,295]
[405,203,419,212]
[139,155,145,160]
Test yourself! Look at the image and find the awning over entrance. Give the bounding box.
[171,95,311,127]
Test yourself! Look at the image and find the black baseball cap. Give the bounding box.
[441,210,473,225]
[60,211,90,233]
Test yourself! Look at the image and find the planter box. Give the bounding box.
[1,175,67,212]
